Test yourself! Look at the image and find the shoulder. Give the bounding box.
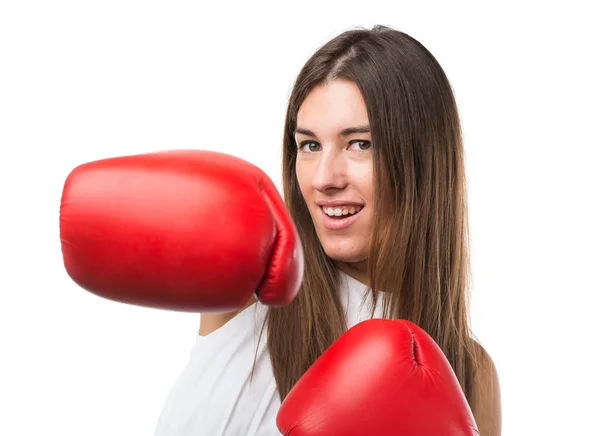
[471,340,497,377]
[469,340,502,436]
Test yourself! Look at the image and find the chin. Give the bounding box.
[321,241,367,264]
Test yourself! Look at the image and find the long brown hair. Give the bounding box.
[264,25,480,407]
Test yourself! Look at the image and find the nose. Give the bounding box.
[312,147,347,192]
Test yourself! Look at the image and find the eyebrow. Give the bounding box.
[294,125,371,137]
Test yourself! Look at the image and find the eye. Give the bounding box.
[348,140,372,152]
[298,141,321,153]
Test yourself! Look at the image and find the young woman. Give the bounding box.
[59,24,501,436]
[156,25,501,435]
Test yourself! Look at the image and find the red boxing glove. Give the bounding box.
[60,150,303,312]
[276,319,479,435]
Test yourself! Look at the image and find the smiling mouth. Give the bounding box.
[320,205,363,218]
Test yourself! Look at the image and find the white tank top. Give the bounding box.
[154,270,384,436]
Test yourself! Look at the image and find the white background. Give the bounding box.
[1,1,598,434]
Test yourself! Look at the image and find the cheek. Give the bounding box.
[355,164,374,202]
[295,160,312,201]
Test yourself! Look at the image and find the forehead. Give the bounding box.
[297,80,369,131]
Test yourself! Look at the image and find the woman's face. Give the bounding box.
[295,79,374,277]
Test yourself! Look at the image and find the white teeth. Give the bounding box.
[322,206,362,217]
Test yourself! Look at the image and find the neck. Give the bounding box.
[335,260,369,287]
